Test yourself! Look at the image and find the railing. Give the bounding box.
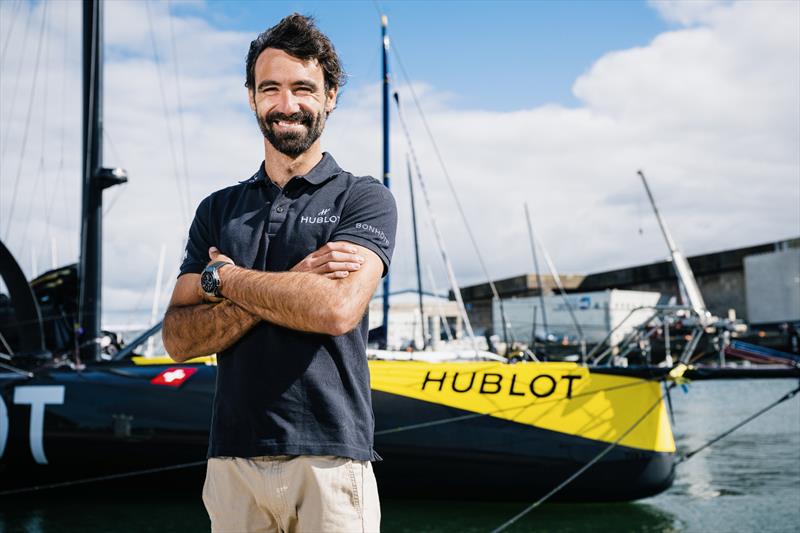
[586,305,706,367]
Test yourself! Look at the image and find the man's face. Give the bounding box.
[249,48,337,158]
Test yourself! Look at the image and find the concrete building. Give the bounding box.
[492,289,663,347]
[369,292,464,350]
[744,247,800,325]
[456,274,585,336]
[456,237,799,333]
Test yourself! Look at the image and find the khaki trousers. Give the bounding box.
[203,455,381,533]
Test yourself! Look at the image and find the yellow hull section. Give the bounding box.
[368,360,675,453]
[134,356,675,453]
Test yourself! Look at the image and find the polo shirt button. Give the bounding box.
[276,206,284,213]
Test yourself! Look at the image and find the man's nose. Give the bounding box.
[275,90,300,115]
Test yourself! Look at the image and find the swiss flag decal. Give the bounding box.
[151,367,198,387]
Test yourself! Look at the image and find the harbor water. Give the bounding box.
[1,379,798,532]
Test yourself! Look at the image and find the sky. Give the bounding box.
[0,0,798,326]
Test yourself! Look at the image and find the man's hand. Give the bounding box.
[290,241,365,279]
[208,246,234,267]
[163,245,259,362]
[218,242,383,336]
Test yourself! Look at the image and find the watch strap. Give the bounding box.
[208,260,231,270]
[203,261,232,298]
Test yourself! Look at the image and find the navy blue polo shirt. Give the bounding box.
[178,153,397,461]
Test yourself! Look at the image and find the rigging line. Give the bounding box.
[122,274,155,327]
[100,129,126,217]
[103,129,124,169]
[426,265,454,341]
[2,1,49,243]
[18,159,46,272]
[369,0,384,20]
[144,0,189,228]
[393,92,479,351]
[102,183,127,217]
[19,4,53,268]
[0,309,112,330]
[2,0,28,131]
[0,360,33,378]
[533,225,587,359]
[166,0,192,207]
[677,383,800,465]
[41,0,72,268]
[490,383,673,533]
[0,460,208,497]
[38,0,70,270]
[101,129,127,216]
[0,0,33,175]
[389,42,515,341]
[0,0,23,65]
[0,330,14,357]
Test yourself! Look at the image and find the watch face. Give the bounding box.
[201,270,216,294]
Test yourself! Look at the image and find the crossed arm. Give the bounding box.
[162,242,382,362]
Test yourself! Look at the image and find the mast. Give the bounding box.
[79,0,127,361]
[407,155,426,348]
[537,234,587,362]
[524,206,586,361]
[524,203,548,354]
[380,14,390,349]
[637,170,709,324]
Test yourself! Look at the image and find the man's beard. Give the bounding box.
[256,106,326,158]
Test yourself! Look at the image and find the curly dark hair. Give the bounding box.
[245,13,346,93]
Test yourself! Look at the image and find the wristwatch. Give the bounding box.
[201,261,232,299]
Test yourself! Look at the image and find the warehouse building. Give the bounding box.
[455,237,799,337]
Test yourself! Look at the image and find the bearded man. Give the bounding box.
[163,13,396,533]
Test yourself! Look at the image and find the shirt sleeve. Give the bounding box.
[178,195,214,278]
[329,177,398,277]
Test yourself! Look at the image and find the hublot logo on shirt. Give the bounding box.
[300,208,340,224]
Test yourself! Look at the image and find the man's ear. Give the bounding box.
[248,88,256,113]
[325,87,338,114]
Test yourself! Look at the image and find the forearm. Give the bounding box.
[221,267,353,336]
[163,299,261,361]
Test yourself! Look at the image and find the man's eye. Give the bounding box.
[295,87,312,95]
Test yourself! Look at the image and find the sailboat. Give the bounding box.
[1,2,796,503]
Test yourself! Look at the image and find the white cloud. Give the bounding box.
[649,0,732,26]
[1,0,797,325]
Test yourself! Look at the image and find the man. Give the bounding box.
[163,13,396,533]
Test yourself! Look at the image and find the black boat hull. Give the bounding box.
[372,390,675,502]
[0,360,675,501]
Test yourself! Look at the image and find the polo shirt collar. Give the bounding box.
[301,152,342,184]
[240,153,342,188]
